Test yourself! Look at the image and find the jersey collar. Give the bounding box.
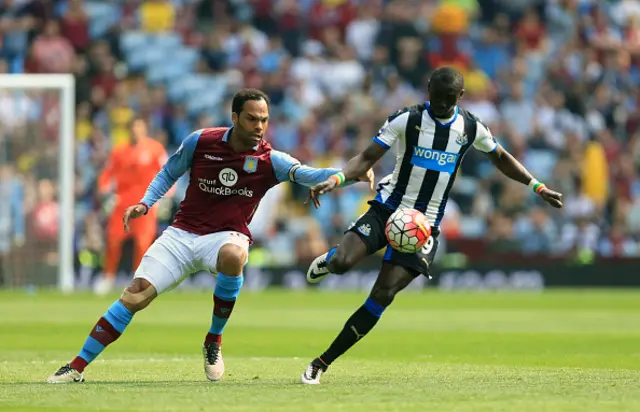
[222,127,259,151]
[425,101,458,127]
[222,127,232,142]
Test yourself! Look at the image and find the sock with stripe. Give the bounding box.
[325,246,339,273]
[205,273,243,346]
[314,297,385,369]
[326,247,337,263]
[69,300,133,372]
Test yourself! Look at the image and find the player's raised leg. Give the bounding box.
[201,234,249,381]
[301,262,416,384]
[46,278,157,383]
[307,202,391,283]
[307,232,369,283]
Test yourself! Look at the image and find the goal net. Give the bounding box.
[0,75,75,292]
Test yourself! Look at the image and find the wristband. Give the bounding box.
[329,172,345,186]
[139,202,149,214]
[534,183,546,194]
[528,179,546,195]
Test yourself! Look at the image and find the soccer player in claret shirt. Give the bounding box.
[46,89,374,383]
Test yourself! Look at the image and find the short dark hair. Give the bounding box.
[429,66,464,93]
[231,88,270,114]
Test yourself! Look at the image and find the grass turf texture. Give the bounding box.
[0,289,639,412]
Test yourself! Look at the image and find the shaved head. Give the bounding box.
[428,67,465,118]
[429,67,464,92]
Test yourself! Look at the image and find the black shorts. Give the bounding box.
[346,201,439,277]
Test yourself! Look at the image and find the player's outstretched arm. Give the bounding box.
[305,111,408,208]
[474,122,563,209]
[271,150,375,201]
[301,142,385,208]
[341,142,387,184]
[123,129,202,232]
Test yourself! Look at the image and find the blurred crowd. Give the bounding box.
[1,0,640,281]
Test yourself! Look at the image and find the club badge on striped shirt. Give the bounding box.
[243,156,258,173]
[456,132,468,146]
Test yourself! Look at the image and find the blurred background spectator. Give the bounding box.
[1,0,640,285]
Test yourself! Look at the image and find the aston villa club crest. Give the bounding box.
[243,156,258,173]
[456,132,468,145]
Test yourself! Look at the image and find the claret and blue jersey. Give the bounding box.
[51,128,360,382]
[372,102,498,228]
[139,127,352,240]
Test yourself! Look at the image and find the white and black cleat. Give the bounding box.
[46,364,84,383]
[203,342,225,381]
[306,252,330,284]
[300,361,326,385]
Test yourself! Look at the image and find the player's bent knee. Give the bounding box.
[120,278,157,313]
[369,286,396,308]
[217,244,246,276]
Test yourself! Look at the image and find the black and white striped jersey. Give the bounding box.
[372,102,498,228]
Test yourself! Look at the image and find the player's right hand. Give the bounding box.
[306,179,338,209]
[123,203,148,233]
[539,187,564,209]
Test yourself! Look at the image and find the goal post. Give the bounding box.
[0,74,75,292]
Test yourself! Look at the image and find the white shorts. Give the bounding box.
[134,226,250,294]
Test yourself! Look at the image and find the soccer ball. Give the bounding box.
[385,208,432,254]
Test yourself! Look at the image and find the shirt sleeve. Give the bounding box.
[472,121,499,153]
[270,150,355,188]
[372,111,409,150]
[139,129,202,210]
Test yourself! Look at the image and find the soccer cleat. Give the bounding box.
[300,361,326,385]
[46,364,84,383]
[203,342,225,381]
[306,252,330,283]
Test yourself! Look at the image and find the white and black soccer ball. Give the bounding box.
[385,208,431,254]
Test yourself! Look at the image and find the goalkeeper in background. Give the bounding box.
[94,117,168,295]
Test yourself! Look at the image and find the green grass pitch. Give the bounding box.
[1,289,639,412]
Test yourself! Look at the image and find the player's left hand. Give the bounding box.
[539,187,563,208]
[306,179,337,209]
[123,203,148,233]
[356,168,375,191]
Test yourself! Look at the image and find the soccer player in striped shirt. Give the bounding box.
[300,67,563,384]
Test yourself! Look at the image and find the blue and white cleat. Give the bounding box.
[306,252,330,283]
